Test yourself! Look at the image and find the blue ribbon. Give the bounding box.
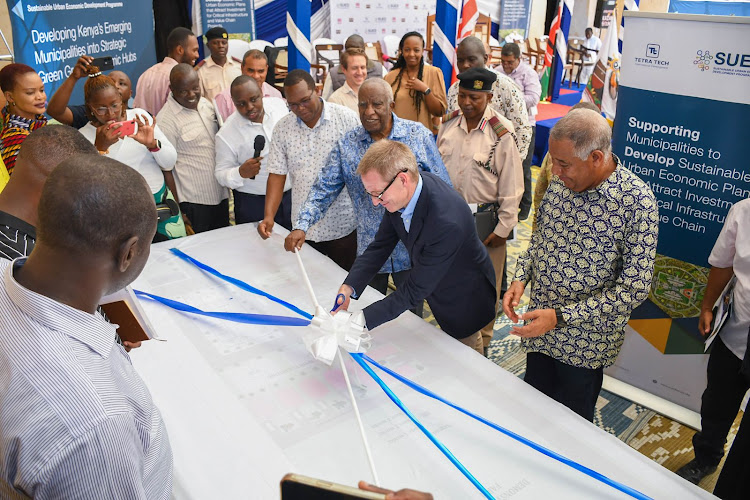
[358,354,652,500]
[134,290,311,327]
[349,353,495,499]
[169,248,313,320]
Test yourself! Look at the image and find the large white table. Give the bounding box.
[130,225,714,499]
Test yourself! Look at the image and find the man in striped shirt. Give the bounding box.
[0,154,173,498]
[0,125,97,260]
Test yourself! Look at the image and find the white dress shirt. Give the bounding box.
[215,97,290,195]
[157,96,227,205]
[79,109,176,194]
[0,258,173,499]
[709,198,750,359]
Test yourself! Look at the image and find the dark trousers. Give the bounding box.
[368,270,424,318]
[692,337,749,467]
[524,351,604,421]
[714,405,750,499]
[519,125,536,217]
[233,189,292,230]
[308,230,358,271]
[179,199,229,233]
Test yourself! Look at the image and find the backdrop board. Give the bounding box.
[6,0,156,105]
[199,0,252,35]
[130,224,712,499]
[608,12,750,415]
[329,0,434,43]
[499,0,532,36]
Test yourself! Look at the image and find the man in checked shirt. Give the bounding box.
[503,109,658,421]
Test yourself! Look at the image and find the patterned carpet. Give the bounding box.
[417,165,741,495]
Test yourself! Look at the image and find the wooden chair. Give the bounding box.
[273,48,288,92]
[363,41,384,66]
[425,14,435,63]
[315,43,343,70]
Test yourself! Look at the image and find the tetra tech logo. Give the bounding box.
[646,44,660,58]
[694,50,713,71]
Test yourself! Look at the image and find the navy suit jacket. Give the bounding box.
[344,172,496,338]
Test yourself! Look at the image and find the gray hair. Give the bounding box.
[359,78,394,103]
[357,140,418,181]
[549,108,612,160]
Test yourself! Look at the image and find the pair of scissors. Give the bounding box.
[331,293,346,312]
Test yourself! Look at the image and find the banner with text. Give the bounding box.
[608,12,750,413]
[329,1,434,43]
[7,0,156,104]
[499,0,532,36]
[199,0,252,35]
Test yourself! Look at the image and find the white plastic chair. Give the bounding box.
[227,39,251,62]
[382,35,400,60]
[249,40,274,52]
[274,36,288,48]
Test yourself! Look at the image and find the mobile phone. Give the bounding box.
[110,119,137,136]
[91,56,114,71]
[280,473,386,500]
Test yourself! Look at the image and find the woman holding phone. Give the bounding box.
[0,63,48,177]
[80,65,187,241]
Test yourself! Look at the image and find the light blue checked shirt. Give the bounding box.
[295,114,451,274]
[0,258,173,499]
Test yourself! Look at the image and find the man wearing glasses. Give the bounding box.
[331,140,496,349]
[259,70,360,271]
[283,79,450,314]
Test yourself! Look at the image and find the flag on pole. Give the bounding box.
[582,13,619,120]
[287,0,311,71]
[549,0,574,101]
[539,1,562,101]
[433,0,460,93]
[619,0,640,54]
[451,0,479,84]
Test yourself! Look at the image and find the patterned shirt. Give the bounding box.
[447,67,532,160]
[0,210,35,260]
[267,100,359,243]
[295,114,452,274]
[515,157,659,369]
[504,62,542,126]
[0,258,173,498]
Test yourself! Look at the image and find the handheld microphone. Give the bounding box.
[251,135,265,179]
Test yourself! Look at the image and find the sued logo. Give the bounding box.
[694,50,712,71]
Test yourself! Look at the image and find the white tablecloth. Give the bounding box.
[130,224,714,499]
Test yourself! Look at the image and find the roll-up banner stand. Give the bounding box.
[607,12,750,426]
[6,0,157,104]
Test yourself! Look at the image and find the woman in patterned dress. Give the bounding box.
[0,64,47,177]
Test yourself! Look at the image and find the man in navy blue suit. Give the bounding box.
[333,140,496,352]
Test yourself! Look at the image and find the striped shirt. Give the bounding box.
[0,211,35,260]
[0,258,173,498]
[156,96,227,205]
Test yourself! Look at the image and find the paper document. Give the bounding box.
[704,276,736,352]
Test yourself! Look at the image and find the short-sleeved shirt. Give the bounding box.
[447,67,532,160]
[266,101,359,243]
[0,258,173,498]
[156,96,227,205]
[133,57,178,116]
[708,198,750,359]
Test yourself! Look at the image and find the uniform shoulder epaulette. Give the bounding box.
[487,115,509,138]
[231,56,242,64]
[442,109,461,124]
[195,59,207,68]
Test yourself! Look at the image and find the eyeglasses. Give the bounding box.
[287,90,316,111]
[366,169,408,200]
[91,101,122,117]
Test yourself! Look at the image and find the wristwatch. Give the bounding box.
[423,87,432,96]
[148,139,162,152]
[554,308,566,327]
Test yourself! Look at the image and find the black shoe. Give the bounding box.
[675,459,717,484]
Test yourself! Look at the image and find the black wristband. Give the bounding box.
[554,308,566,327]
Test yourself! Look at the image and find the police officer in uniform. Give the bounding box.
[437,67,523,355]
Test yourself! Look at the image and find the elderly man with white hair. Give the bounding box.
[502,109,659,421]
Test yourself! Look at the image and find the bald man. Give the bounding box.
[215,75,291,226]
[0,154,173,498]
[0,125,97,260]
[157,63,228,233]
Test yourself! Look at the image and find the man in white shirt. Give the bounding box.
[258,70,360,271]
[677,198,750,487]
[214,50,283,122]
[580,28,602,84]
[0,154,172,498]
[133,27,200,116]
[157,64,228,233]
[215,76,291,226]
[328,48,369,113]
[196,26,242,101]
